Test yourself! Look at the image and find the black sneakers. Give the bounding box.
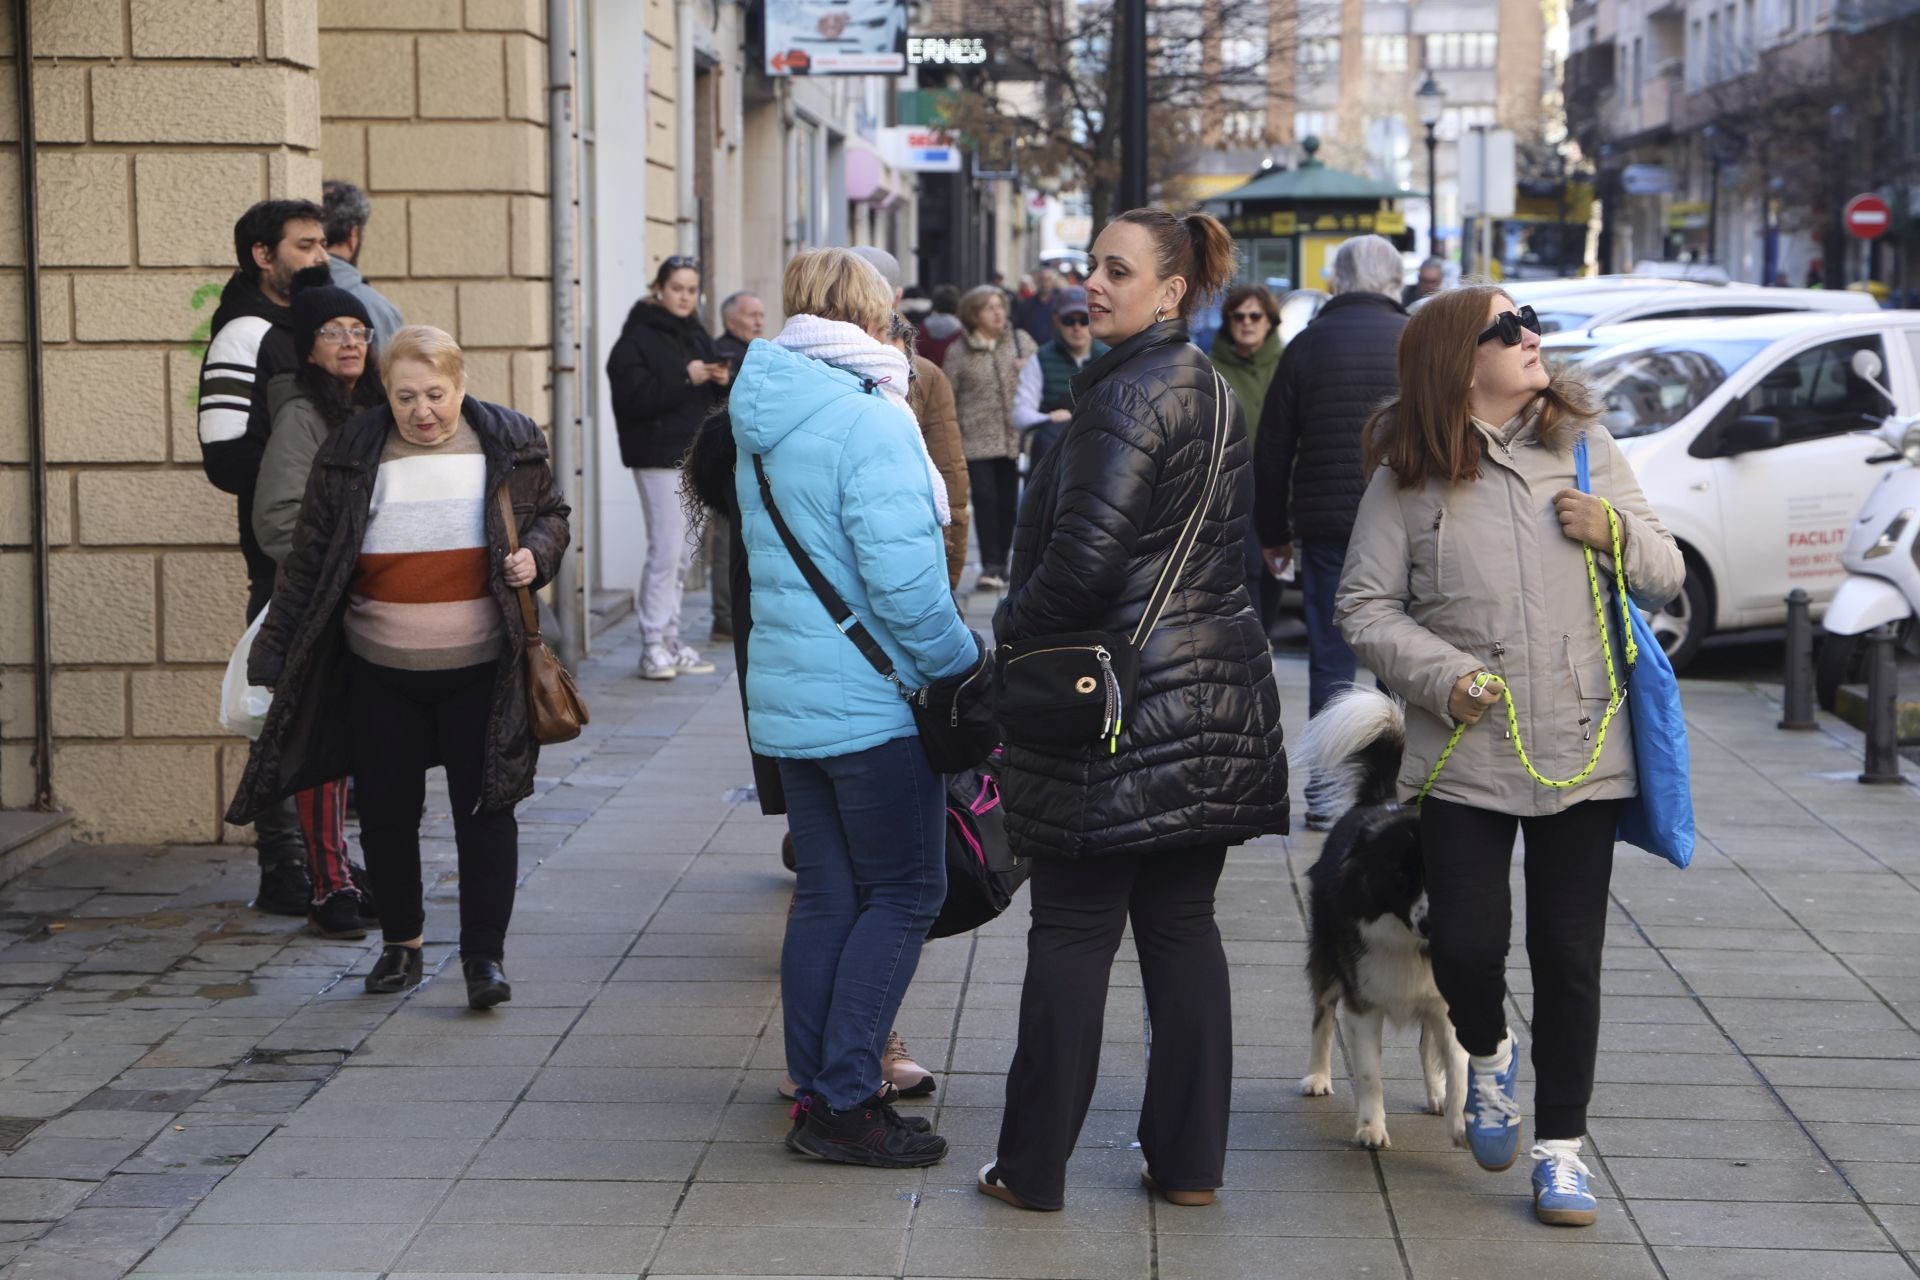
[308,891,369,940]
[254,862,312,917]
[786,1090,947,1168]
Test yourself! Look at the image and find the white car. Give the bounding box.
[1504,278,1879,335]
[1576,311,1920,668]
[1540,321,1682,373]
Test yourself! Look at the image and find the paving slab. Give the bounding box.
[2,595,1919,1276]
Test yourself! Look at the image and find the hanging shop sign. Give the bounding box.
[766,0,908,75]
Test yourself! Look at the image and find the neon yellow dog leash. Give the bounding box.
[1418,499,1635,802]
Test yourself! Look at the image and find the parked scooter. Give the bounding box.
[1815,349,1920,711]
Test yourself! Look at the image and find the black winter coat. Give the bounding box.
[225,398,572,825]
[1253,290,1406,547]
[608,300,724,469]
[993,320,1290,858]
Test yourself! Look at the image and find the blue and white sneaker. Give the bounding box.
[1531,1140,1598,1226]
[1462,1036,1522,1171]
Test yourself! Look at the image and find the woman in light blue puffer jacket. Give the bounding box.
[730,248,977,1170]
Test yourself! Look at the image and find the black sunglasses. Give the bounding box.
[1477,305,1541,346]
[1057,313,1090,327]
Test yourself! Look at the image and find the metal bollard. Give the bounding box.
[1780,589,1817,730]
[1859,623,1904,785]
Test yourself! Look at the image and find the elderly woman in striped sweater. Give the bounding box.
[227,325,571,1012]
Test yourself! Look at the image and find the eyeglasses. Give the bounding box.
[1477,305,1541,347]
[315,325,372,346]
[1230,310,1270,324]
[1057,314,1091,327]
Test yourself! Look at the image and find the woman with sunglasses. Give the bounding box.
[1336,285,1684,1228]
[1209,284,1284,624]
[252,285,387,939]
[608,255,728,681]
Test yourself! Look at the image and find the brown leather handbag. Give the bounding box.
[496,486,588,745]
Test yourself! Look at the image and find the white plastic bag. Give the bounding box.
[219,605,274,739]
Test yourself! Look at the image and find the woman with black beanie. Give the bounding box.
[252,283,388,940]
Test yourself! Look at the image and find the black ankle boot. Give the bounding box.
[364,944,423,994]
[463,957,512,1011]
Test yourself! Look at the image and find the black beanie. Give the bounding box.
[293,285,374,360]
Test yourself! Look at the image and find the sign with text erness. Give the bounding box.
[765,0,907,75]
[907,36,988,65]
[879,125,963,172]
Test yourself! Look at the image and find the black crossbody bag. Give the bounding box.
[750,454,995,775]
[992,368,1231,753]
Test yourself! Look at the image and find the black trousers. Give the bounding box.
[1421,796,1622,1141]
[967,457,1019,574]
[993,846,1232,1210]
[349,656,519,960]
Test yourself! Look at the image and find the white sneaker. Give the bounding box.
[674,644,716,675]
[640,645,679,680]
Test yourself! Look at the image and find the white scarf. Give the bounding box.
[772,314,951,525]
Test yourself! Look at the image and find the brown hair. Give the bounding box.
[1110,208,1238,320]
[956,284,1006,334]
[1361,282,1593,489]
[1221,282,1279,327]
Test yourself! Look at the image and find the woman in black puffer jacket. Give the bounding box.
[977,210,1289,1216]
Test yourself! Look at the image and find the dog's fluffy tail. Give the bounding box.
[1300,687,1406,821]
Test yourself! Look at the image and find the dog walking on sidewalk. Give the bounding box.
[1298,687,1467,1151]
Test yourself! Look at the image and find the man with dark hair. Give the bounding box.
[197,199,334,917]
[321,179,405,344]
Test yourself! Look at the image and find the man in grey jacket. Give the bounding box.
[322,180,405,345]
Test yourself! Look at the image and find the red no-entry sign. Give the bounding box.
[1844,194,1891,240]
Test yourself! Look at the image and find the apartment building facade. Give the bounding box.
[1568,0,1919,285]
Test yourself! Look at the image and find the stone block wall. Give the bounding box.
[318,0,553,427]
[0,0,324,842]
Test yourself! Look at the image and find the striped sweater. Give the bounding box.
[343,420,505,671]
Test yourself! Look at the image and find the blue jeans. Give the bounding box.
[778,736,946,1111]
[1298,538,1359,719]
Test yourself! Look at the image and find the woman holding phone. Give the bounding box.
[608,256,729,681]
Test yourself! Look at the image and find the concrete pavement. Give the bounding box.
[0,588,1914,1279]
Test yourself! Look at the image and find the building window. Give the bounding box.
[1781,0,1798,33]
[1437,103,1495,141]
[1298,36,1341,66]
[1741,0,1755,66]
[1425,32,1497,69]
[1707,10,1720,80]
[1689,18,1704,86]
[1294,109,1334,140]
[1364,34,1409,69]
[1631,36,1643,103]
[1222,109,1268,142]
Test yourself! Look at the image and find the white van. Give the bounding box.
[1577,311,1920,668]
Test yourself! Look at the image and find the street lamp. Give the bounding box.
[1416,70,1444,259]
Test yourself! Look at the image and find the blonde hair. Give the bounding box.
[957,284,1006,334]
[782,248,894,334]
[380,324,466,389]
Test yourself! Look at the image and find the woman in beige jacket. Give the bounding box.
[942,285,1035,589]
[1336,284,1684,1229]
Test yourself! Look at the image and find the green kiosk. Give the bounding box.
[1207,138,1410,292]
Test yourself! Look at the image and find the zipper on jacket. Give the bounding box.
[1432,507,1446,584]
[1564,633,1594,741]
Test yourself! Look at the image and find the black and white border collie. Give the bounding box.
[1299,688,1467,1151]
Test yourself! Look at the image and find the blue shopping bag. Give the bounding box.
[1576,436,1695,869]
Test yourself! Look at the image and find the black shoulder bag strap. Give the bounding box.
[1127,367,1232,648]
[750,453,900,687]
